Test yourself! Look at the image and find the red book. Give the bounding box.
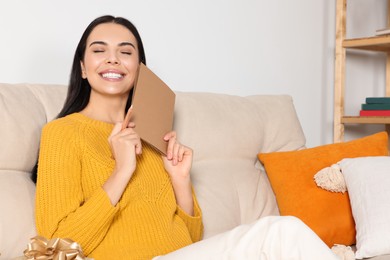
[359,110,390,116]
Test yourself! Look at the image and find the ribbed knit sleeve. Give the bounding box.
[35,120,118,255]
[176,189,203,242]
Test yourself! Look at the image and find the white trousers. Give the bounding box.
[154,216,339,260]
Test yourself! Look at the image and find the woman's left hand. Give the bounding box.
[162,131,195,216]
[162,131,193,180]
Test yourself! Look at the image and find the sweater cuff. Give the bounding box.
[176,193,203,242]
[89,187,119,214]
[53,187,119,255]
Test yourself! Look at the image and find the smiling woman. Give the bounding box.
[34,15,202,260]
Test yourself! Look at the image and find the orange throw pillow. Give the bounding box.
[258,131,389,247]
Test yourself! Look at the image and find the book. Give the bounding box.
[361,103,390,110]
[360,110,390,116]
[365,97,390,104]
[375,28,390,36]
[130,63,176,155]
[122,106,133,130]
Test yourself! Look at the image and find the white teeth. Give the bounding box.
[102,72,123,79]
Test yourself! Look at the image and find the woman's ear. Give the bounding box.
[80,62,87,79]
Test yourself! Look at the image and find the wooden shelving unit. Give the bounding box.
[334,0,390,142]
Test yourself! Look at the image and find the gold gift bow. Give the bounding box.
[23,236,87,260]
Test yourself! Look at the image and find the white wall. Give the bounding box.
[0,0,387,148]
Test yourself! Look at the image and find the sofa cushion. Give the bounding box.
[0,83,66,172]
[173,92,306,238]
[339,156,390,259]
[0,170,36,259]
[245,95,306,153]
[258,131,389,247]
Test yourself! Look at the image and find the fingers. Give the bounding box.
[167,143,192,167]
[164,131,191,165]
[108,123,124,159]
[109,123,142,159]
[163,131,176,142]
[173,142,187,164]
[164,131,177,159]
[178,144,185,162]
[117,128,142,155]
[127,122,136,128]
[134,137,142,155]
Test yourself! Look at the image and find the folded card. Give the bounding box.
[130,63,176,155]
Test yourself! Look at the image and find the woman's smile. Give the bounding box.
[100,69,125,81]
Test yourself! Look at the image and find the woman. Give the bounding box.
[35,15,203,259]
[36,15,340,260]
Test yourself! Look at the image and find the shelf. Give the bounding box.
[343,35,390,52]
[342,116,390,124]
[333,0,390,142]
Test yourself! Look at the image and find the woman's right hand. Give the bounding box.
[108,122,142,177]
[103,122,142,206]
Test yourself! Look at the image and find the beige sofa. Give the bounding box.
[0,83,386,259]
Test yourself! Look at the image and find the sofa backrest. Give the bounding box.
[0,83,306,258]
[174,92,306,238]
[0,83,67,259]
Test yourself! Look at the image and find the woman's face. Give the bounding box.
[81,22,140,98]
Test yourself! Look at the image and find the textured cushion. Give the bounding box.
[0,170,36,259]
[258,131,389,247]
[339,156,390,259]
[0,83,67,172]
[245,95,306,153]
[0,83,66,259]
[173,92,306,238]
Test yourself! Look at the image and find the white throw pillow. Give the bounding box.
[339,156,390,259]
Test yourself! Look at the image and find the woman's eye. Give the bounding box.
[121,51,132,55]
[93,50,104,53]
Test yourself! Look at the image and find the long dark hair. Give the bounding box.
[32,15,146,183]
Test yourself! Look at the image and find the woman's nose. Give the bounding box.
[105,53,120,65]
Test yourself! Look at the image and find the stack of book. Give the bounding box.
[360,97,390,116]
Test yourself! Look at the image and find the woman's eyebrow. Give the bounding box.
[89,41,107,47]
[89,41,135,49]
[118,42,136,49]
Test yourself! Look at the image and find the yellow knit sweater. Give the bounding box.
[35,113,203,260]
